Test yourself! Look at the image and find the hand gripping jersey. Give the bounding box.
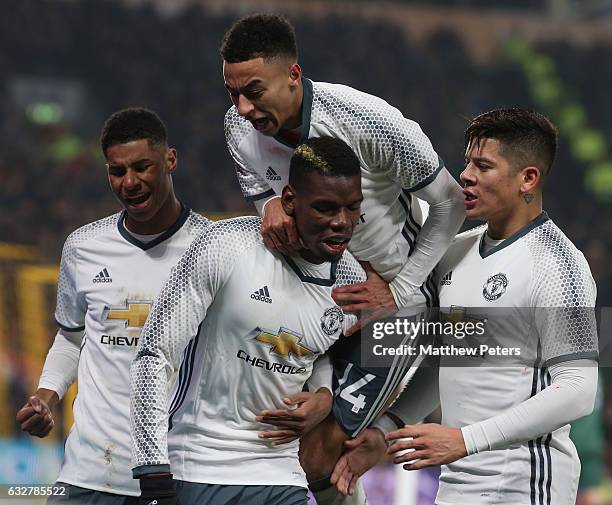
[435,213,598,505]
[225,78,442,306]
[130,217,368,488]
[54,207,209,496]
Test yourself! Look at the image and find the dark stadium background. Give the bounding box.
[1,1,610,503]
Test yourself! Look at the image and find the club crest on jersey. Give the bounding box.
[482,273,508,301]
[320,306,344,336]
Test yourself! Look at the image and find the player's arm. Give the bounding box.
[130,229,222,479]
[131,219,262,500]
[17,234,85,437]
[16,328,83,437]
[225,111,300,255]
[257,354,333,445]
[389,167,464,309]
[333,108,463,325]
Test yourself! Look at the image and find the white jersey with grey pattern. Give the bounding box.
[53,207,209,496]
[225,79,442,304]
[435,212,597,505]
[130,216,365,488]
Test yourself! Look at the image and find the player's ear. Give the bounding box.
[165,148,177,174]
[281,185,296,216]
[519,165,540,193]
[288,63,302,87]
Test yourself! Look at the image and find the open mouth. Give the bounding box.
[250,117,271,132]
[123,193,151,208]
[463,190,477,208]
[322,237,350,255]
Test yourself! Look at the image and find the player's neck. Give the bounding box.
[124,195,182,235]
[487,200,543,240]
[281,83,304,131]
[298,249,326,265]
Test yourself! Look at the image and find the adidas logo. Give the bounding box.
[265,166,281,181]
[441,270,453,286]
[251,285,272,304]
[93,268,112,283]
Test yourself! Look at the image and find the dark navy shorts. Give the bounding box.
[46,483,137,505]
[175,480,308,505]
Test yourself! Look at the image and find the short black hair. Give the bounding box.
[100,107,168,156]
[465,108,558,176]
[220,14,298,63]
[289,137,360,185]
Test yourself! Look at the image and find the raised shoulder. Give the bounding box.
[312,81,441,189]
[526,219,596,307]
[62,213,122,256]
[189,215,263,262]
[184,210,212,237]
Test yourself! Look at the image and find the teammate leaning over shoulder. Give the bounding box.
[16,108,210,504]
[220,15,464,503]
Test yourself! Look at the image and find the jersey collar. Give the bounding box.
[479,211,549,258]
[118,203,190,251]
[283,254,339,286]
[273,77,313,149]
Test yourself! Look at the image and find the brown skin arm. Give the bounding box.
[16,388,59,438]
[332,261,398,335]
[260,197,302,256]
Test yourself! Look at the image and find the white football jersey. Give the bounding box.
[54,207,209,496]
[435,213,598,505]
[225,79,441,305]
[130,217,366,488]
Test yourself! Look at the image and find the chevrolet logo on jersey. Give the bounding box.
[253,327,315,359]
[443,306,487,326]
[105,301,152,328]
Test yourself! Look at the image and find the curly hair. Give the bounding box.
[100,107,168,156]
[220,14,298,63]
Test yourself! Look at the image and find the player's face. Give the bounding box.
[460,138,524,222]
[284,173,363,263]
[223,57,302,136]
[106,139,177,229]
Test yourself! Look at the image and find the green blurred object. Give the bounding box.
[585,162,612,202]
[49,134,82,162]
[572,130,608,162]
[26,103,64,125]
[559,104,587,132]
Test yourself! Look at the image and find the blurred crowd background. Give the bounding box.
[0,0,611,503]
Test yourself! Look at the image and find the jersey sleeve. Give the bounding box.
[224,107,274,204]
[350,97,444,191]
[54,233,86,331]
[130,217,262,475]
[529,233,598,367]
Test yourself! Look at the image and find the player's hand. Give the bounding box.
[260,197,302,256]
[331,428,387,496]
[257,389,333,445]
[139,473,180,505]
[386,423,467,470]
[332,261,398,335]
[16,395,54,438]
